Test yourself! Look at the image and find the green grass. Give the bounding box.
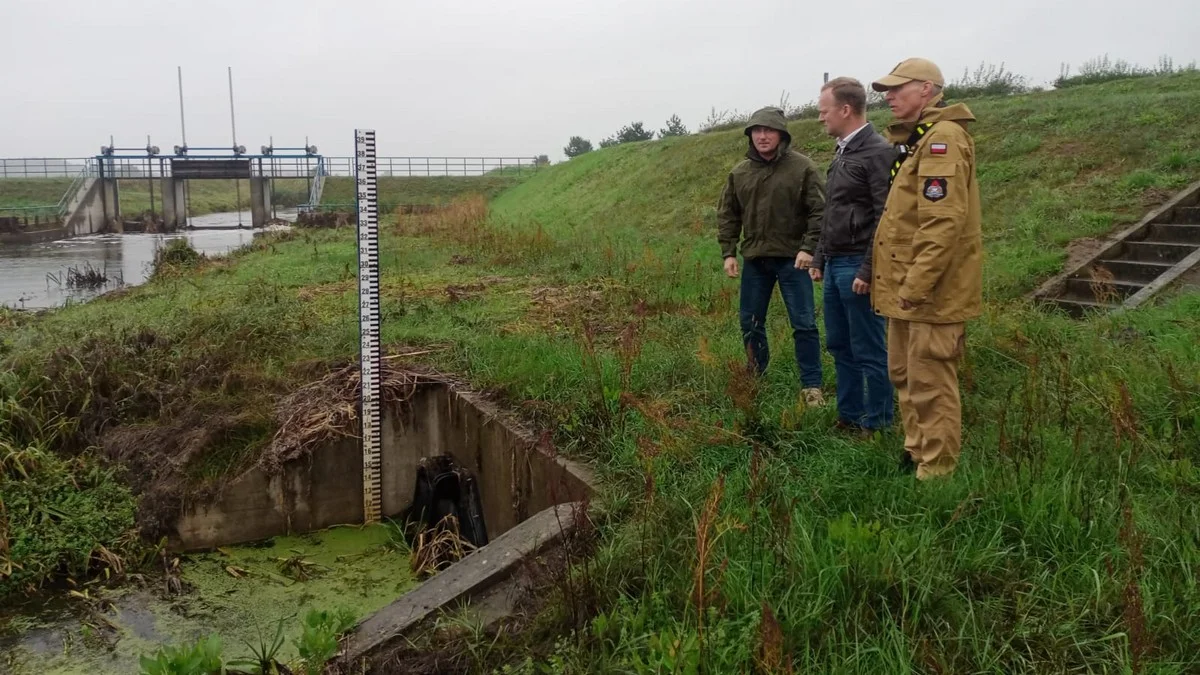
[319,174,531,210]
[2,72,1200,672]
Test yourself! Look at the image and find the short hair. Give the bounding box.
[821,77,867,115]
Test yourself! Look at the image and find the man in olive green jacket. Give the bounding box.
[870,58,984,479]
[718,106,827,406]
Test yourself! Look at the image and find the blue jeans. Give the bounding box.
[739,256,822,388]
[823,255,893,429]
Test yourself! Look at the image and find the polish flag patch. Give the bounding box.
[930,143,948,155]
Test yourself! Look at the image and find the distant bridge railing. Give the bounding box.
[1,158,92,178]
[0,156,543,180]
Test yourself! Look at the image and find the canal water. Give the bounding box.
[0,210,295,310]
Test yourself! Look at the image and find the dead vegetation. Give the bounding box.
[410,514,476,578]
[295,210,354,229]
[260,361,437,473]
[394,195,556,264]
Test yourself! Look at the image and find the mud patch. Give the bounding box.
[102,410,274,540]
[1142,186,1177,208]
[296,280,354,302]
[517,282,626,336]
[296,210,354,228]
[1064,237,1109,270]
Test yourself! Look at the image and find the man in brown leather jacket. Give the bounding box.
[870,58,984,479]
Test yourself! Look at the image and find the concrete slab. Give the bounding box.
[341,501,586,665]
[172,379,596,552]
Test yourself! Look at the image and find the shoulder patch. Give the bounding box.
[930,143,947,155]
[923,178,947,202]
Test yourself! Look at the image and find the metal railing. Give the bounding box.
[300,157,327,213]
[1,156,543,180]
[58,159,98,217]
[0,157,92,178]
[0,159,97,220]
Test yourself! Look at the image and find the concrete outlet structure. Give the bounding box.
[172,381,595,551]
[172,379,596,665]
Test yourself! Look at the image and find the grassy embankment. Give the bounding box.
[318,174,529,211]
[2,73,1200,672]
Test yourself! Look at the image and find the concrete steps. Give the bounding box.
[1032,180,1200,317]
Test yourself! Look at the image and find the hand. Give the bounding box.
[898,297,917,311]
[794,251,813,270]
[852,278,870,295]
[723,257,739,278]
[809,267,823,282]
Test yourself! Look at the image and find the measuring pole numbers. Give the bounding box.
[355,129,382,523]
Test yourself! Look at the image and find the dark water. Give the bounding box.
[0,210,294,309]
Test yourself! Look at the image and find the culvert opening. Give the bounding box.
[407,454,490,576]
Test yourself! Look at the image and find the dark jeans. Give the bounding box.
[823,255,893,429]
[739,256,822,388]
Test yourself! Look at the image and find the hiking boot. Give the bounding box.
[832,419,861,434]
[801,388,826,408]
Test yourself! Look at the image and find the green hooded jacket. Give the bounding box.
[717,107,826,260]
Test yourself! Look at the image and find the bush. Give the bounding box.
[944,61,1029,98]
[599,122,654,148]
[1055,54,1198,88]
[698,107,750,134]
[563,136,593,158]
[152,238,204,277]
[658,115,690,138]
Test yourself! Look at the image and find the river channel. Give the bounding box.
[0,210,295,310]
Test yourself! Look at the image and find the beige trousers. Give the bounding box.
[887,319,965,479]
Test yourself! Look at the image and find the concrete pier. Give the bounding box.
[249,177,271,227]
[160,178,188,229]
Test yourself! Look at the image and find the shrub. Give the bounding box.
[659,115,690,138]
[944,61,1029,98]
[152,238,204,277]
[1055,54,1198,88]
[599,122,654,148]
[563,136,594,158]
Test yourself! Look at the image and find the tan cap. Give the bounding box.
[871,58,945,92]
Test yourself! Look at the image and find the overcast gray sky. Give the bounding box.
[2,0,1197,161]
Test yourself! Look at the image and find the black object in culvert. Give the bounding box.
[409,455,489,548]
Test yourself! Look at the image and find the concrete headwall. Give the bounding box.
[64,177,116,236]
[172,382,594,551]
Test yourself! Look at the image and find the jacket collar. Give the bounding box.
[885,95,976,143]
[840,122,876,154]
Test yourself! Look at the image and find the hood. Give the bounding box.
[744,106,792,162]
[885,95,976,143]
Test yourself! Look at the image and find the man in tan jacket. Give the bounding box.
[870,58,983,479]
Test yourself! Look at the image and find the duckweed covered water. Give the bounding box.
[0,524,415,674]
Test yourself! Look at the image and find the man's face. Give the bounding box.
[817,89,847,138]
[751,126,782,157]
[884,80,930,121]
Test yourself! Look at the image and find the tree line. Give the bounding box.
[564,115,689,158]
